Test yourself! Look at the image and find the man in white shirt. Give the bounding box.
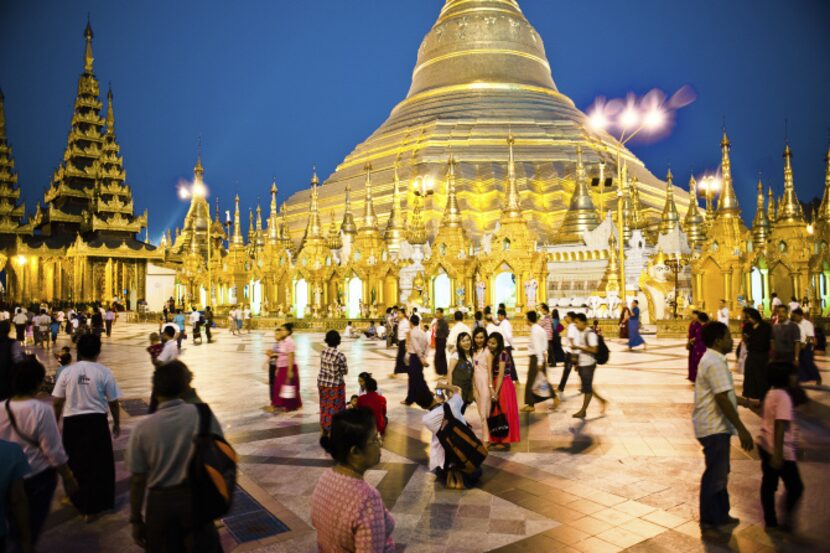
[404,314,432,408]
[692,321,754,529]
[12,309,28,344]
[788,297,801,313]
[393,308,410,377]
[154,327,179,367]
[717,300,729,325]
[771,293,782,311]
[243,305,252,333]
[422,383,481,488]
[791,308,821,384]
[33,309,52,349]
[445,311,471,357]
[558,312,578,392]
[52,333,122,518]
[522,311,558,412]
[571,313,606,418]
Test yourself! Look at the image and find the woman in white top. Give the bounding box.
[1,357,78,545]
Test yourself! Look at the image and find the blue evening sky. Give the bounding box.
[1,0,829,241]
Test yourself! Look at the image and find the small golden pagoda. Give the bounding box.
[683,174,706,249]
[750,178,770,251]
[657,168,681,236]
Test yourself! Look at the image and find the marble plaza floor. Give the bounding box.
[31,322,830,553]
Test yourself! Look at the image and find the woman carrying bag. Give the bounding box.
[268,323,302,412]
[486,332,520,451]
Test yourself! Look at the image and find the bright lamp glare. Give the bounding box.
[178,187,190,200]
[643,108,666,131]
[620,108,639,130]
[192,181,207,198]
[588,111,609,130]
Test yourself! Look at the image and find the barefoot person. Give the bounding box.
[571,313,607,419]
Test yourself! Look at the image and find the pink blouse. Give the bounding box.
[277,336,295,368]
[310,469,395,553]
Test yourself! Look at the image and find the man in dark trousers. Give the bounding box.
[433,308,449,376]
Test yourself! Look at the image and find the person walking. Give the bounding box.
[204,306,214,343]
[392,309,410,378]
[1,357,79,548]
[539,304,554,368]
[687,311,709,383]
[627,300,647,351]
[447,332,475,412]
[311,408,395,553]
[13,309,27,345]
[791,308,821,385]
[52,333,122,521]
[742,308,772,400]
[103,306,115,338]
[571,313,608,418]
[0,321,25,401]
[487,332,520,451]
[227,308,238,336]
[471,327,492,443]
[757,362,804,533]
[244,305,252,333]
[771,305,800,365]
[126,361,224,552]
[432,309,449,377]
[153,326,179,367]
[495,309,519,383]
[522,311,558,413]
[318,330,348,434]
[692,321,754,531]
[550,309,564,368]
[619,306,631,340]
[403,315,432,408]
[558,312,578,392]
[269,324,301,412]
[173,310,186,349]
[1,439,34,553]
[33,310,51,350]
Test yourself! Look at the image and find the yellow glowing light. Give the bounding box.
[807,223,815,235]
[178,187,190,200]
[588,111,609,130]
[192,180,207,198]
[620,107,639,130]
[643,108,666,131]
[16,255,26,265]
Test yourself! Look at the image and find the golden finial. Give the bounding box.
[255,203,263,231]
[442,151,463,228]
[819,142,830,224]
[716,128,741,218]
[305,168,323,239]
[384,162,406,252]
[503,131,521,218]
[361,162,378,230]
[194,138,204,180]
[556,144,599,243]
[751,176,770,249]
[658,167,680,235]
[341,181,358,235]
[84,16,95,73]
[105,85,115,132]
[232,194,243,245]
[778,142,804,223]
[683,173,706,247]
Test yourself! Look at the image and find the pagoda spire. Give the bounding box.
[751,178,770,250]
[341,182,358,236]
[255,203,263,233]
[658,167,681,235]
[268,178,279,243]
[767,187,776,228]
[105,86,115,133]
[442,152,463,228]
[361,163,379,230]
[716,130,741,218]
[683,174,706,248]
[279,202,293,249]
[777,143,804,224]
[0,89,28,234]
[819,144,830,224]
[384,162,406,252]
[557,144,599,243]
[248,208,255,244]
[629,177,644,232]
[305,168,323,239]
[231,194,243,246]
[503,131,522,219]
[327,210,343,251]
[620,162,632,242]
[84,17,94,73]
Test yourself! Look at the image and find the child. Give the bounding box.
[25,320,35,347]
[347,395,359,409]
[356,377,387,435]
[758,362,804,532]
[54,346,72,380]
[147,332,163,363]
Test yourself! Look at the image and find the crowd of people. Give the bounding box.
[0,293,825,552]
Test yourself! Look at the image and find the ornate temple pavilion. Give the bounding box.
[1,22,160,305]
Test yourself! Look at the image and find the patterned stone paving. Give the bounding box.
[29,321,830,552]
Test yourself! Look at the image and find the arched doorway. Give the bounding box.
[494,271,517,309]
[769,264,794,305]
[750,267,764,309]
[433,273,451,310]
[347,276,363,319]
[294,279,308,319]
[250,279,263,315]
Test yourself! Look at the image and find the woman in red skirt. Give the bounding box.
[269,323,302,412]
[487,331,520,450]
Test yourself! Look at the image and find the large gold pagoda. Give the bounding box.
[281,0,688,245]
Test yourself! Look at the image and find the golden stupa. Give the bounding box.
[282,0,687,244]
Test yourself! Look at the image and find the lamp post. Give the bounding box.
[587,104,668,304]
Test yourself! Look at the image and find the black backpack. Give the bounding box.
[436,403,487,473]
[189,403,238,522]
[593,331,610,365]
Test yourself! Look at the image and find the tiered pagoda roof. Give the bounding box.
[0,89,31,238]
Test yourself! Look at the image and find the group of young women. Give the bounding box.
[447,327,520,451]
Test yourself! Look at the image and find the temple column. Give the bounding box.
[792,273,801,302]
[723,270,733,310]
[823,271,830,316]
[693,271,703,307]
[761,269,771,316]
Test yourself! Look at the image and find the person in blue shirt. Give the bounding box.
[173,310,187,349]
[1,439,33,553]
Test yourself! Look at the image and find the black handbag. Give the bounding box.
[487,403,510,438]
[436,404,487,473]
